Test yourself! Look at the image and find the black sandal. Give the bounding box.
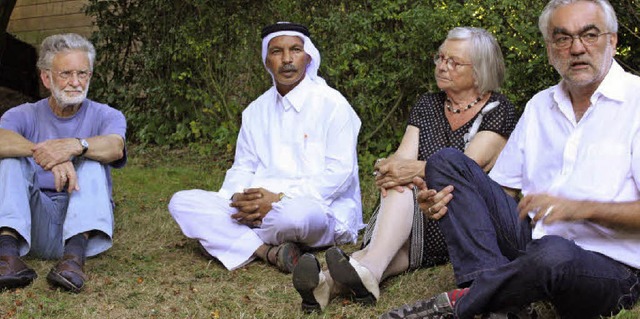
[326,246,379,305]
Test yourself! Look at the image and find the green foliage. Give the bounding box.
[85,0,639,157]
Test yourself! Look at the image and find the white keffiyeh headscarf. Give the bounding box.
[261,30,327,86]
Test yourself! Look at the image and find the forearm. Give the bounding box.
[464,131,507,172]
[83,134,125,164]
[583,200,640,231]
[0,129,34,158]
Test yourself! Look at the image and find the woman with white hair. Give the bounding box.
[293,26,518,312]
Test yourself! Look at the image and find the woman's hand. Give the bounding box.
[374,157,425,196]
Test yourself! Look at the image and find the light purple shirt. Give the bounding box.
[0,98,127,195]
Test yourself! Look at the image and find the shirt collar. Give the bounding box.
[592,60,625,103]
[273,76,313,112]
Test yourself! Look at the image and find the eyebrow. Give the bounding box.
[268,44,304,51]
[552,24,600,36]
[438,52,465,61]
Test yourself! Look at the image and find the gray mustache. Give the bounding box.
[280,64,297,72]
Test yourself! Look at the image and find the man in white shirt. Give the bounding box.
[168,22,362,274]
[380,1,640,318]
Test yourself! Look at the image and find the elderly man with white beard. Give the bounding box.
[0,33,127,293]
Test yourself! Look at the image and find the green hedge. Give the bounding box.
[85,0,639,157]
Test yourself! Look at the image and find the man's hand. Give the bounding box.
[374,158,424,197]
[230,188,280,226]
[414,176,454,220]
[518,193,583,225]
[51,161,79,193]
[32,138,81,170]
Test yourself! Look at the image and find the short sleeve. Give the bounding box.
[408,95,428,128]
[478,94,518,138]
[93,102,127,168]
[0,105,31,136]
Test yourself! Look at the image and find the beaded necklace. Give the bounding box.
[445,94,484,114]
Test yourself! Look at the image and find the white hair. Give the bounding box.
[444,27,505,93]
[538,0,618,41]
[36,33,96,71]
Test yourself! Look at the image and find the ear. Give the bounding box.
[40,70,52,90]
[609,32,618,50]
[546,43,553,65]
[305,53,311,66]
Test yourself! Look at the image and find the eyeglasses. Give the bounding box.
[49,69,92,80]
[551,31,612,49]
[433,54,472,70]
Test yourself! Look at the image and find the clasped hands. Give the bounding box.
[374,157,423,197]
[415,176,580,224]
[32,138,81,193]
[230,188,280,227]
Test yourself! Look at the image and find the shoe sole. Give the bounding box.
[292,253,321,313]
[325,247,376,305]
[0,269,37,291]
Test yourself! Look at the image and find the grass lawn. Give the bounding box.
[1,145,638,318]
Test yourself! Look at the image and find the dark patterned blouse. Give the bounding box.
[409,91,517,162]
[407,91,517,266]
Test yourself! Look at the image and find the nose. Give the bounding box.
[435,59,448,72]
[569,36,587,55]
[67,74,82,86]
[282,49,293,64]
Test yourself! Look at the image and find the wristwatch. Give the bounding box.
[77,138,89,156]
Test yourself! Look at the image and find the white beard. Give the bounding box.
[50,79,89,107]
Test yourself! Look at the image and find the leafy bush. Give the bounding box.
[85,0,639,157]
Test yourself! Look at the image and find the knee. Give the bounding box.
[75,160,105,176]
[0,157,21,167]
[425,148,466,183]
[168,190,194,216]
[525,235,580,272]
[266,199,328,236]
[0,157,29,175]
[275,208,326,233]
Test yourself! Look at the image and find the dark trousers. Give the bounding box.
[425,148,640,319]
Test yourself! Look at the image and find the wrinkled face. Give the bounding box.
[40,50,91,108]
[265,35,310,96]
[546,1,617,89]
[434,39,476,93]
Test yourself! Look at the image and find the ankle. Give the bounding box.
[254,244,271,261]
[353,257,382,283]
[63,233,88,263]
[0,234,20,257]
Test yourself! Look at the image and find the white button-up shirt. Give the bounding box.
[490,61,640,268]
[218,76,363,242]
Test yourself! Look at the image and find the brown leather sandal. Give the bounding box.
[0,255,37,290]
[46,254,87,293]
[266,242,301,274]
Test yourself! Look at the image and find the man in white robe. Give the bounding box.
[168,22,363,273]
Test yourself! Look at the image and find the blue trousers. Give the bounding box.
[425,148,640,319]
[0,157,114,259]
